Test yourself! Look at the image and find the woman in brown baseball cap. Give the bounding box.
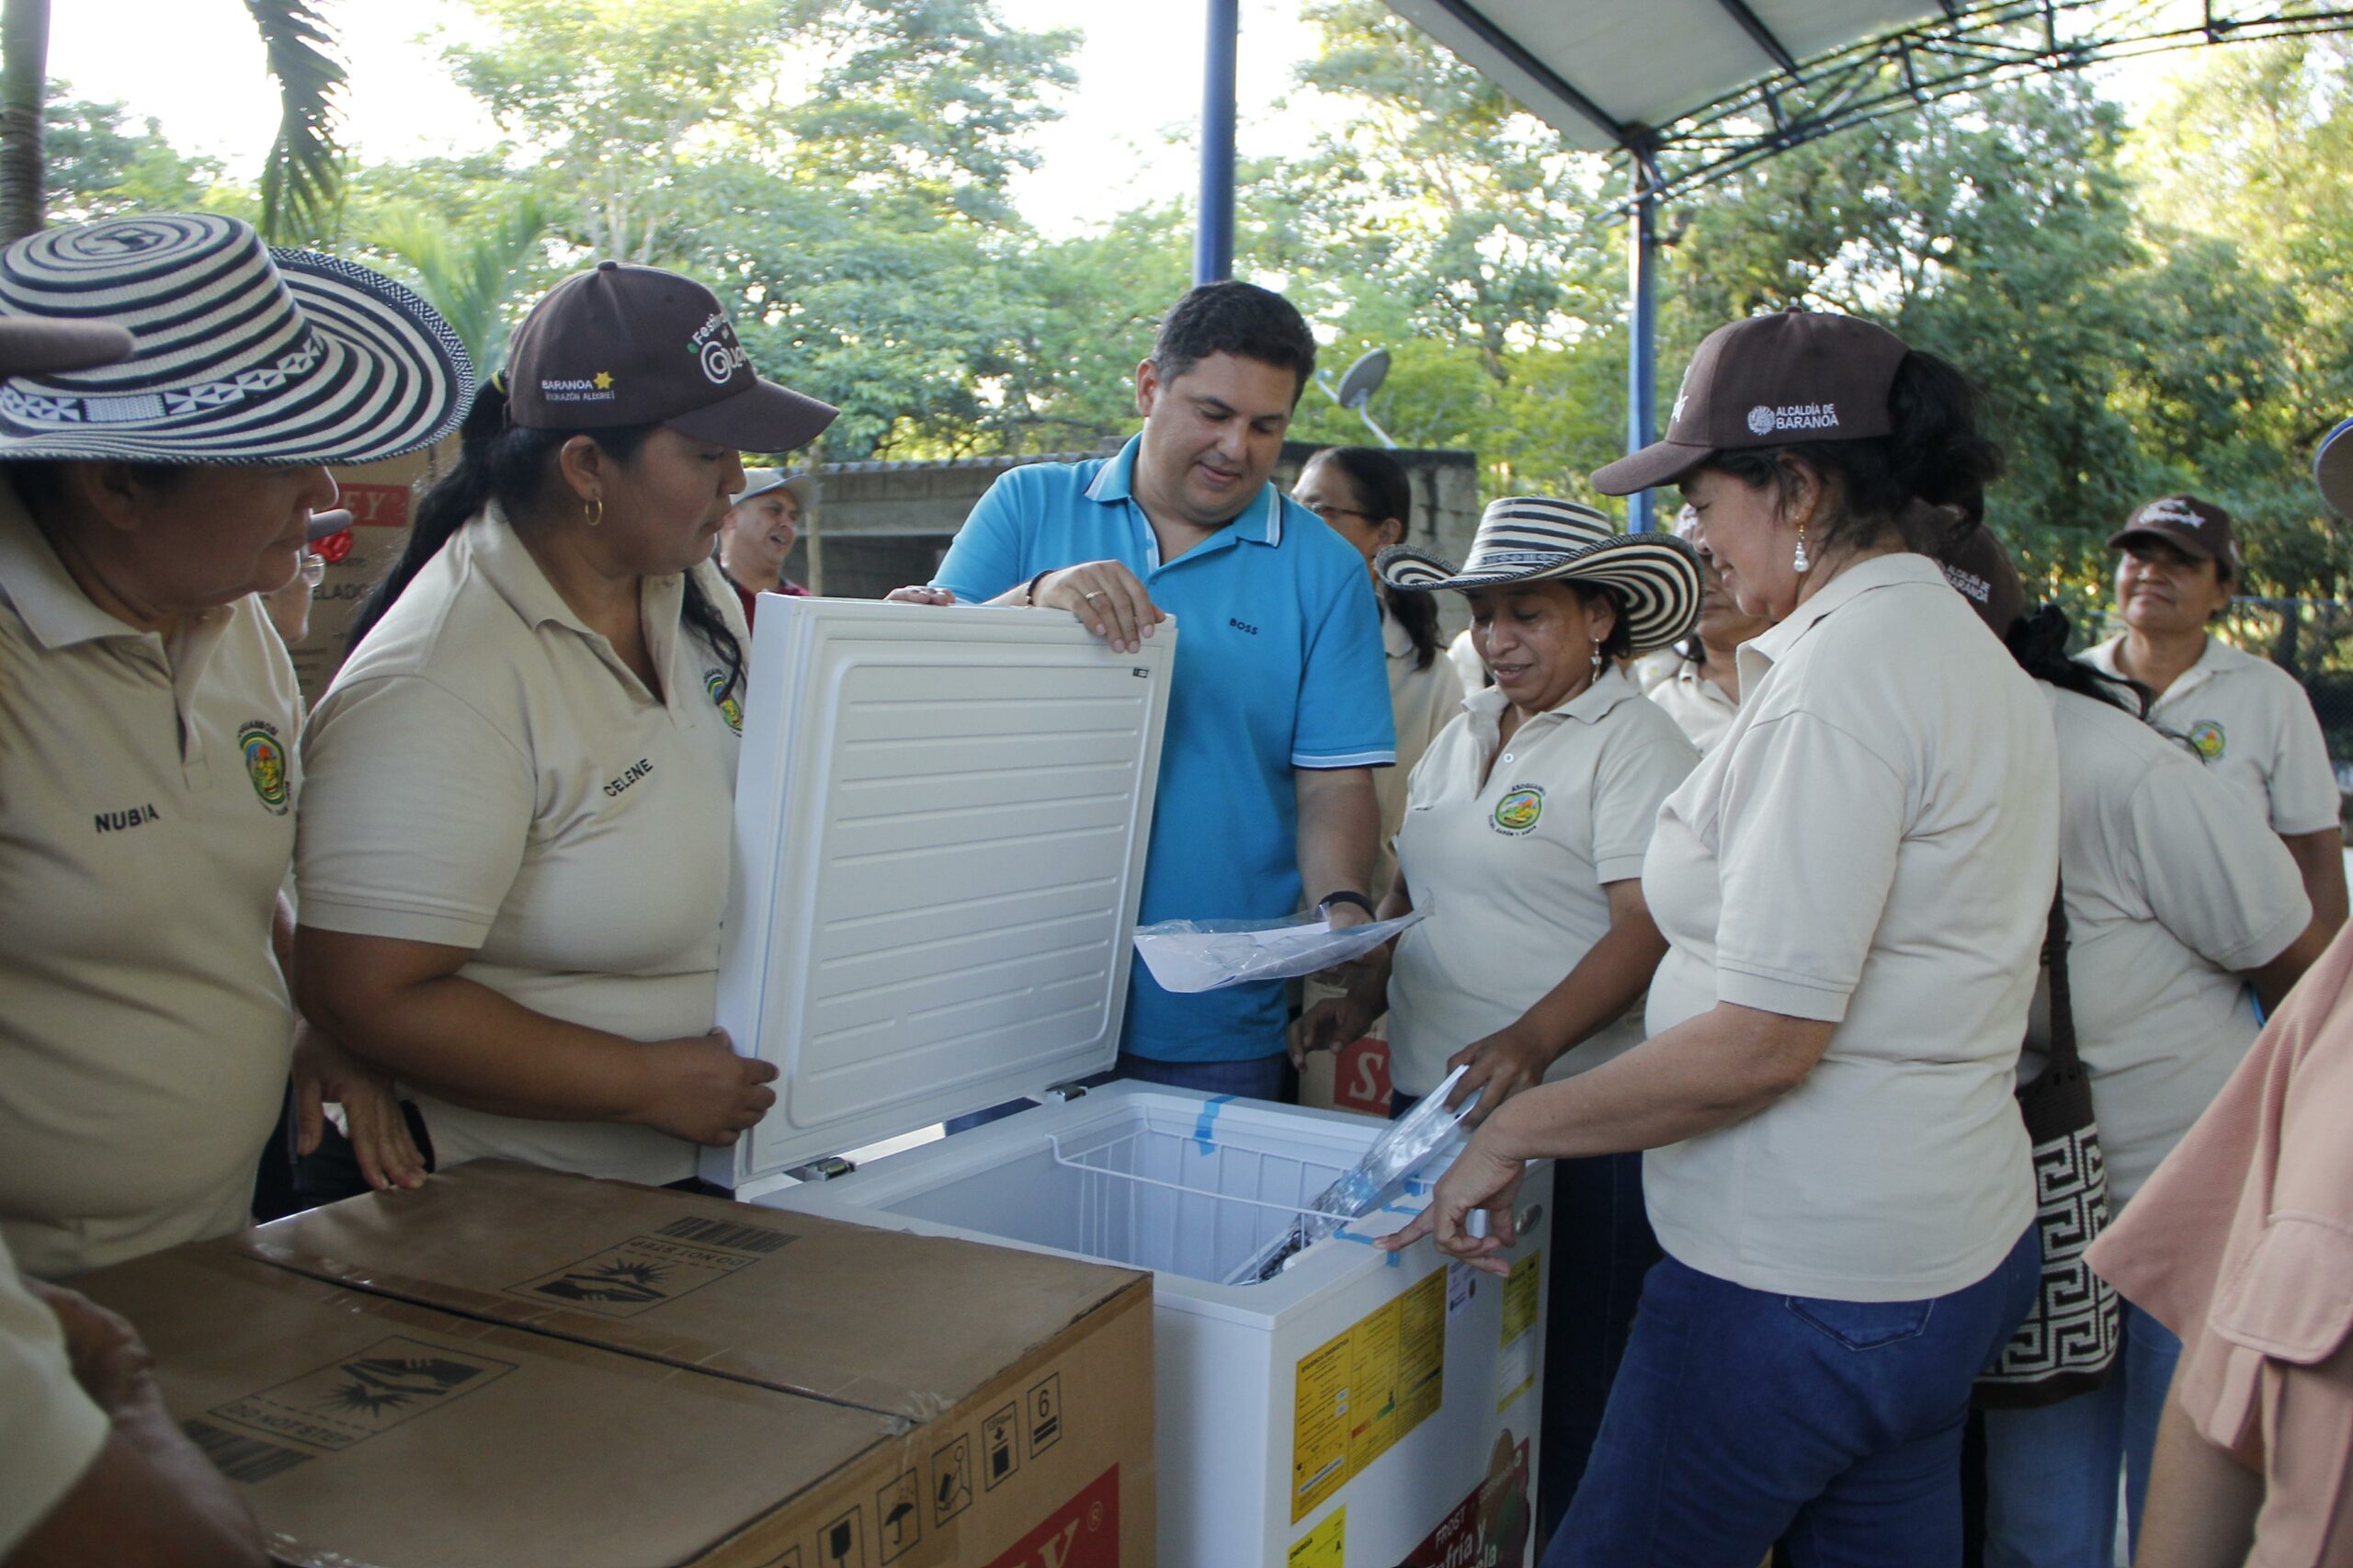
[290,262,837,1195]
[1385,310,2059,1564]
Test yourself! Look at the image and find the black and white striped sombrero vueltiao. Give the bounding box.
[0,213,472,465]
[1378,494,1703,654]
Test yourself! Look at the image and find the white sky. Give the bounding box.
[51,0,1334,237]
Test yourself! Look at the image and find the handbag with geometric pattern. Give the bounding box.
[1974,877,2122,1409]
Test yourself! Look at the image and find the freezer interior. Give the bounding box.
[904,1107,1342,1283]
[807,1085,1404,1289]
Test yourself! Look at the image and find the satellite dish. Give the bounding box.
[1336,348,1390,410]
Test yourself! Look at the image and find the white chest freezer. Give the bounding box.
[713,598,1552,1568]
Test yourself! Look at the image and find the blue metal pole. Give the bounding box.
[1196,0,1239,286]
[1625,149,1659,532]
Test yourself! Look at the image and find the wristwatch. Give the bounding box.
[1317,891,1376,918]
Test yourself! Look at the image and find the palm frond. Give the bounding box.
[245,0,346,244]
[370,192,552,368]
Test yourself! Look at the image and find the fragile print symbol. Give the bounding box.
[533,1259,673,1305]
[320,1355,488,1418]
[239,720,290,813]
[506,1232,768,1318]
[206,1335,518,1453]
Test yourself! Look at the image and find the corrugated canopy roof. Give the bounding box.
[1387,0,1950,150]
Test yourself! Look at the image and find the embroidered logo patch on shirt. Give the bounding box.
[1492,785,1545,835]
[238,720,290,813]
[2188,719,2226,761]
[705,667,743,734]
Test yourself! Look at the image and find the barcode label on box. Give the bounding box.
[655,1215,797,1256]
[184,1419,312,1484]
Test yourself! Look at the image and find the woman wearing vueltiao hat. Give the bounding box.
[1291,493,1702,1541]
[0,306,282,1568]
[1382,310,2060,1565]
[0,213,471,1282]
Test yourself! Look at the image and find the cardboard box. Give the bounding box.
[290,446,443,704]
[77,1164,1154,1567]
[1296,977,1393,1119]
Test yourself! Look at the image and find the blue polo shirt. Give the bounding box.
[932,436,1395,1062]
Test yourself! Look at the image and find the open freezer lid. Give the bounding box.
[710,597,1174,1188]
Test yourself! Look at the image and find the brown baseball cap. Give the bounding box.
[1592,309,1911,495]
[504,260,837,452]
[1924,522,2027,637]
[2107,494,2240,573]
[0,316,133,379]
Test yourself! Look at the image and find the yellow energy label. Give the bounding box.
[1291,1269,1448,1521]
[1498,1248,1542,1412]
[1287,1506,1345,1568]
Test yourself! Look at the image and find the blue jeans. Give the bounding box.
[1538,1151,1662,1552]
[945,1051,1294,1134]
[1981,1300,2181,1568]
[1545,1226,2040,1568]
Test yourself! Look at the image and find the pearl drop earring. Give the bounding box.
[1792,521,1811,574]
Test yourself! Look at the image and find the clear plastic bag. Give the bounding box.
[1222,1065,1475,1285]
[1131,910,1425,994]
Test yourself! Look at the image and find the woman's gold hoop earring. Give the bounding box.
[585,496,605,528]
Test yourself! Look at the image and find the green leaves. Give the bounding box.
[245,0,347,245]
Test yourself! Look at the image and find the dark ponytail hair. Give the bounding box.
[1313,445,1439,670]
[349,379,745,701]
[1708,348,2006,559]
[2001,604,2152,719]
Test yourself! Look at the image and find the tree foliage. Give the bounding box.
[44,1,2353,682]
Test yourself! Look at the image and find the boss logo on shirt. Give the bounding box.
[2188,720,2226,760]
[1492,785,1545,835]
[238,720,290,815]
[703,667,743,734]
[1228,617,1259,636]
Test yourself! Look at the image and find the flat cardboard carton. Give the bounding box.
[76,1165,1154,1566]
[291,446,442,703]
[69,1245,908,1568]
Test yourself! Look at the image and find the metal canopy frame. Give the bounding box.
[1191,2,2353,527]
[1407,0,2353,526]
[1632,0,2353,207]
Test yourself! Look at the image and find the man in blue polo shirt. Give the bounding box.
[915,281,1395,1098]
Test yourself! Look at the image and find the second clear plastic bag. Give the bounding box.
[1131,910,1425,994]
[1222,1065,1475,1285]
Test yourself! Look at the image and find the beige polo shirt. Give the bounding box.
[1634,647,1740,755]
[2085,633,2340,835]
[298,510,747,1187]
[0,486,301,1279]
[1388,667,1697,1097]
[2031,684,2309,1205]
[0,1237,108,1555]
[1376,602,1470,902]
[1643,552,2052,1301]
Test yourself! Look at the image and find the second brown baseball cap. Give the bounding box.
[504,260,837,453]
[2107,494,2240,572]
[1592,308,1911,496]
